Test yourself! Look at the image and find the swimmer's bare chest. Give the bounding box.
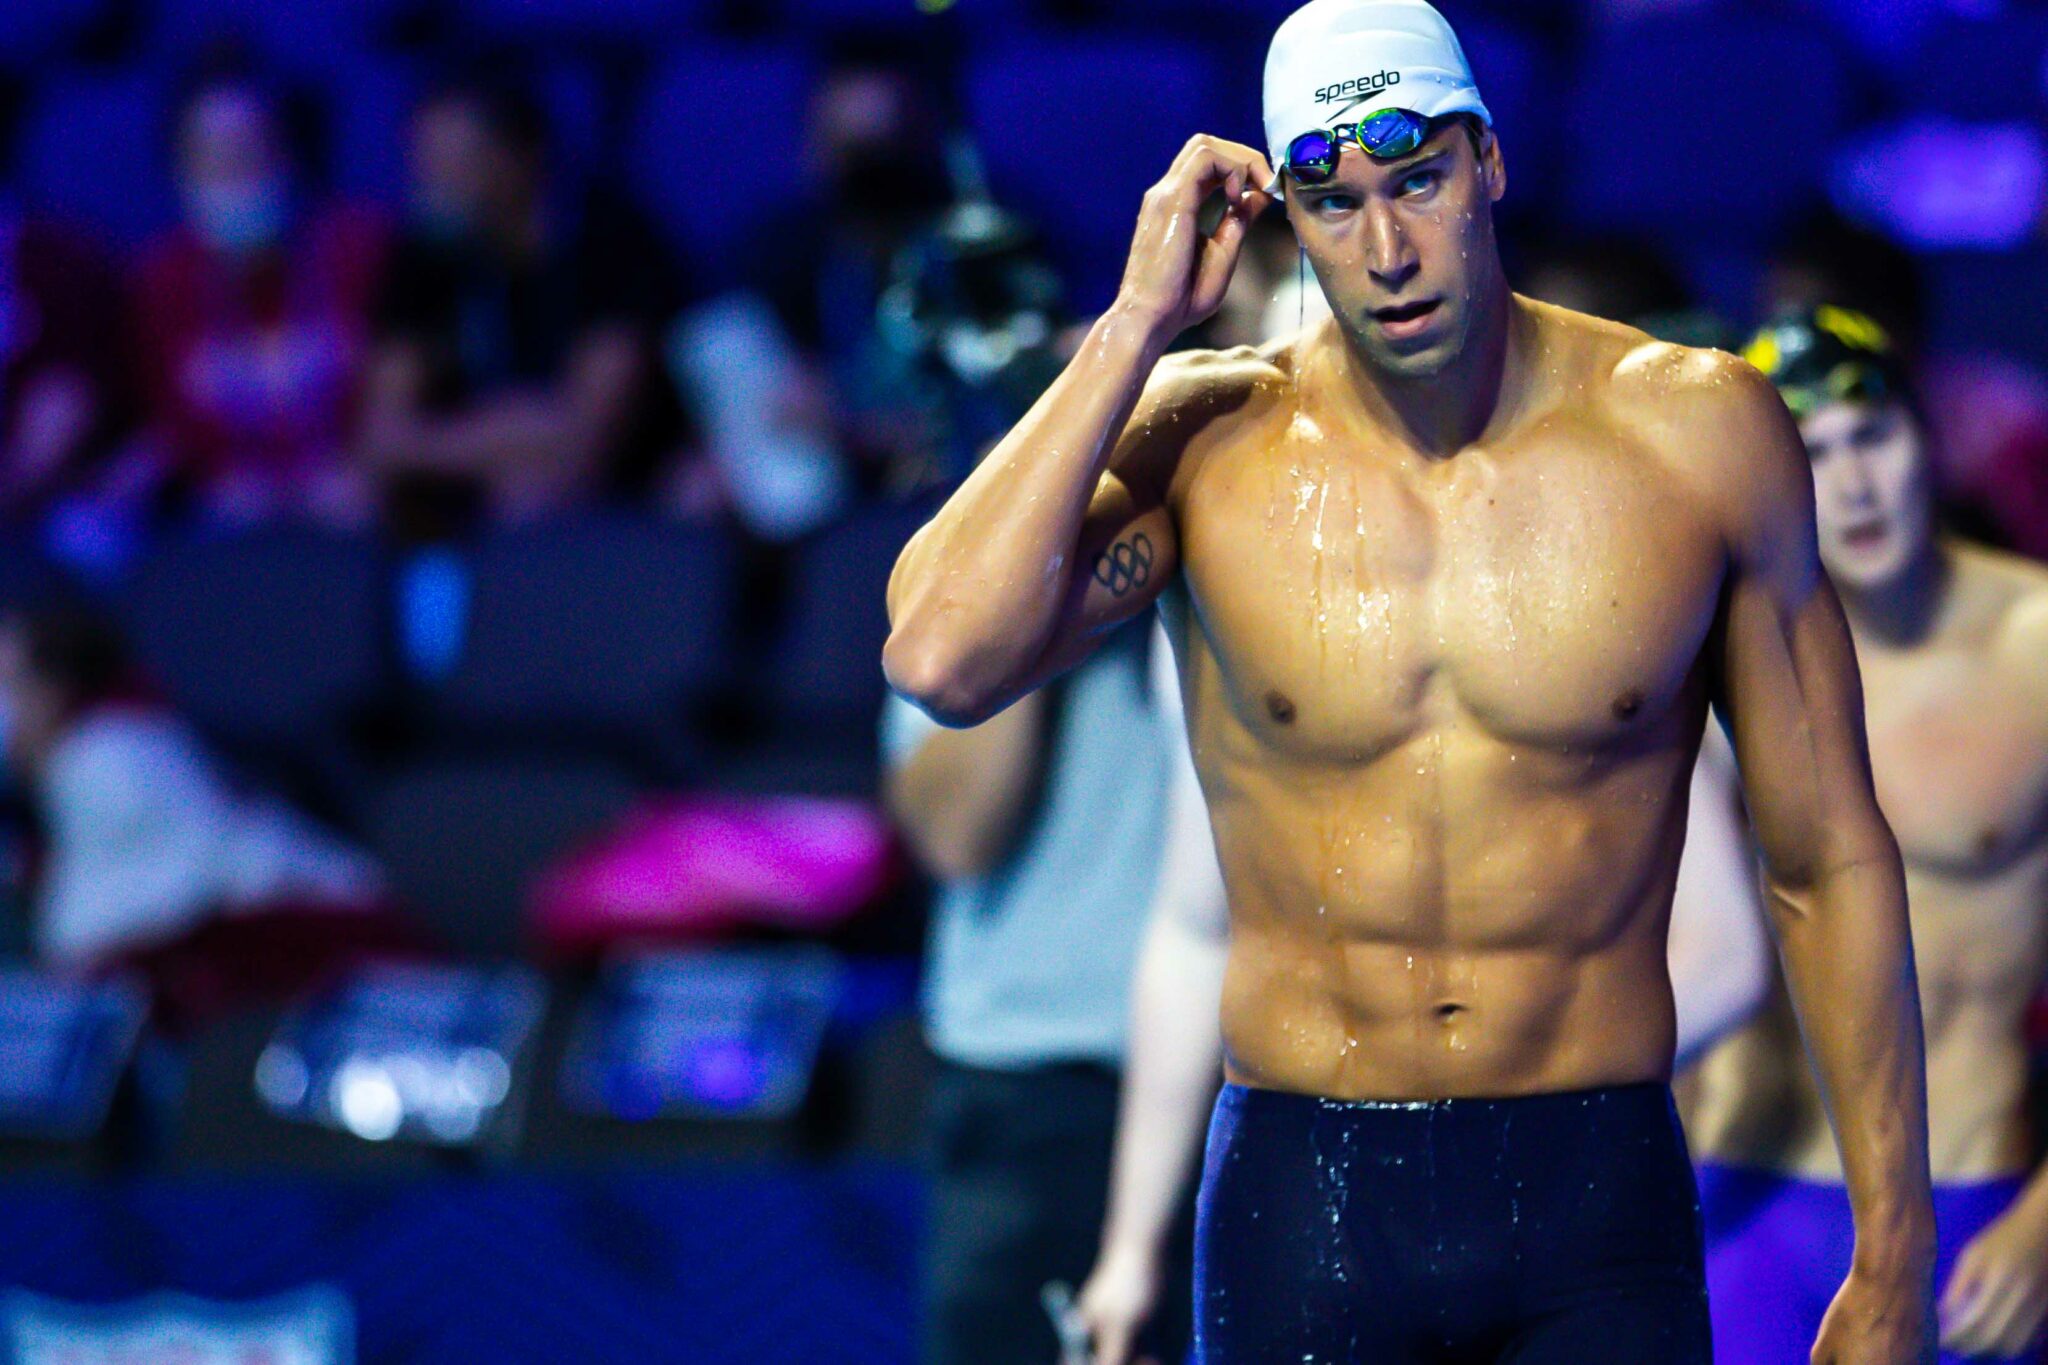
[1167,401,1731,1098]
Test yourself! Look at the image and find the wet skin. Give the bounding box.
[1157,304,1734,1100]
[1689,538,2048,1179]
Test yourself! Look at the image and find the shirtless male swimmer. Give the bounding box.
[1688,307,2048,1364]
[882,1,1935,1359]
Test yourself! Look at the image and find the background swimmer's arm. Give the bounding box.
[1937,587,2048,1357]
[1667,724,1771,1072]
[1702,360,1934,1348]
[884,136,1273,728]
[883,690,1048,881]
[1076,624,1228,1365]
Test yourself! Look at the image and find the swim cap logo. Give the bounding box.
[1314,70,1400,105]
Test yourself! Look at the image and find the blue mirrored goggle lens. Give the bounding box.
[1285,129,1340,183]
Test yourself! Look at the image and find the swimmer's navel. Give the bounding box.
[1265,690,1297,725]
[1434,1002,1468,1025]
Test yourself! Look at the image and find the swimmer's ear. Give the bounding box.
[1477,126,1506,204]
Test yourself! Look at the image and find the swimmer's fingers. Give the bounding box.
[1941,1276,2015,1356]
[1163,135,1274,213]
[1072,1250,1159,1365]
[1073,1285,1135,1365]
[1974,1276,2048,1356]
[1937,1239,1987,1326]
[1187,196,1257,325]
[1939,1239,2048,1355]
[1121,136,1271,334]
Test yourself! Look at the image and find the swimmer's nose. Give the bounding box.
[1363,201,1419,291]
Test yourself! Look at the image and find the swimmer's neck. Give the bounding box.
[1839,536,1953,647]
[1326,271,1525,458]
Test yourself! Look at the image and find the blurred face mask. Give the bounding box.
[187,177,291,256]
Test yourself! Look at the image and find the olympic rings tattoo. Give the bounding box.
[1093,533,1154,597]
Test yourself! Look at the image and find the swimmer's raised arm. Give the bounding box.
[883,136,1273,726]
[1688,353,1934,1362]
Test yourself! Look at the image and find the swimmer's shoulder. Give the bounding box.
[1600,324,1775,435]
[1119,337,1295,483]
[1592,317,1807,535]
[1517,296,1767,438]
[1952,541,2048,698]
[1137,338,1294,425]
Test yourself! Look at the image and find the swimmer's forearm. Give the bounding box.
[1771,847,1936,1270]
[883,304,1173,721]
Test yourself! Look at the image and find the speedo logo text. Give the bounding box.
[1314,69,1400,104]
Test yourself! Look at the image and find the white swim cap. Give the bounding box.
[1262,0,1491,190]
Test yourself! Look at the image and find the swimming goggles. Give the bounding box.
[1284,108,1435,185]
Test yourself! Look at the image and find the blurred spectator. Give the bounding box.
[882,621,1187,1365]
[363,71,692,533]
[683,35,953,536]
[1921,353,2048,558]
[1519,234,1690,326]
[1,599,423,1034]
[1517,232,1733,346]
[131,68,387,529]
[0,77,130,532]
[1762,210,1927,356]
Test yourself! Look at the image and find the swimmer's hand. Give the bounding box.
[1072,1244,1163,1365]
[1813,1261,1936,1364]
[1116,135,1275,345]
[1938,1201,2048,1356]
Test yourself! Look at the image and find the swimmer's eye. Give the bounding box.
[1396,169,1441,199]
[1305,191,1360,216]
[1847,411,1898,448]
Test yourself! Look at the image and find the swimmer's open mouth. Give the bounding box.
[1842,522,1889,549]
[1372,299,1441,328]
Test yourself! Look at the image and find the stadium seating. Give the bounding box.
[626,43,815,273]
[1561,14,1847,245]
[431,515,739,780]
[0,0,109,71]
[359,753,641,958]
[15,67,177,246]
[1917,11,2048,123]
[964,38,1222,307]
[119,528,389,760]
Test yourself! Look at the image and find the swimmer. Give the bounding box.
[1688,306,2048,1364]
[883,0,1935,1358]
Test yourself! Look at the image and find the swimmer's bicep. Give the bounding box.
[1718,575,1882,882]
[1708,377,1883,883]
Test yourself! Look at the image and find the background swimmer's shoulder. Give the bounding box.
[1952,540,2048,689]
